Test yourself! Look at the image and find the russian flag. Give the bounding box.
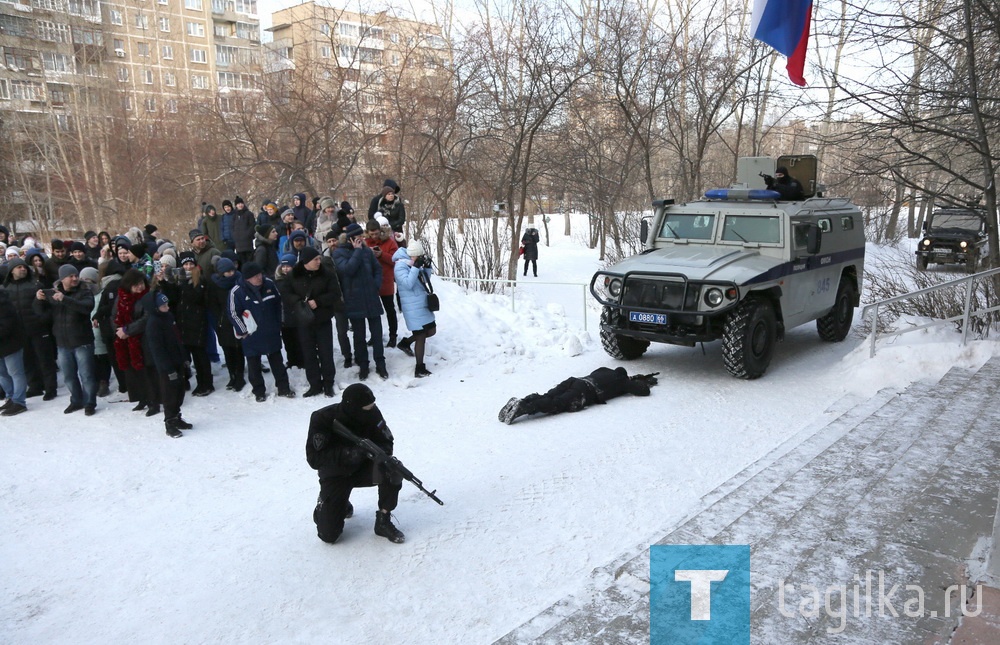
[751,0,812,87]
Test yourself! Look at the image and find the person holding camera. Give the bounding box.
[34,264,98,415]
[392,240,436,378]
[333,223,388,381]
[365,219,400,348]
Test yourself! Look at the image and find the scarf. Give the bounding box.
[114,287,146,371]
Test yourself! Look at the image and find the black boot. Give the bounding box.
[415,363,432,378]
[97,381,110,398]
[396,337,414,357]
[387,335,397,348]
[374,511,405,543]
[164,418,183,438]
[145,404,161,417]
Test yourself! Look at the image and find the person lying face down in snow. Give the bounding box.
[499,366,659,424]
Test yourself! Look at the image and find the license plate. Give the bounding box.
[629,311,667,325]
[932,247,952,254]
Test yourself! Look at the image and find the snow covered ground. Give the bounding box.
[3,218,997,644]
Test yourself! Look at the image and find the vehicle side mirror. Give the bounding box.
[640,219,649,244]
[806,224,822,254]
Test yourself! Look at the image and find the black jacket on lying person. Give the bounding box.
[499,367,658,424]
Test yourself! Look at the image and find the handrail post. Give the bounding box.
[961,276,974,346]
[511,279,516,312]
[582,284,588,331]
[869,302,879,358]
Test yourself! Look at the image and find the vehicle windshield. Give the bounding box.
[930,212,983,231]
[658,213,715,240]
[721,215,781,244]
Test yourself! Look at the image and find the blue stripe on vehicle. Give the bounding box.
[742,247,865,286]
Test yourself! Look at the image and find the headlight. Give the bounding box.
[608,278,622,298]
[704,287,724,307]
[960,241,968,249]
[922,239,931,246]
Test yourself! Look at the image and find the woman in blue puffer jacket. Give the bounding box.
[392,240,435,378]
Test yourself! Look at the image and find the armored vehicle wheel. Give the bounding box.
[600,306,649,360]
[916,256,928,271]
[723,298,777,379]
[817,278,856,342]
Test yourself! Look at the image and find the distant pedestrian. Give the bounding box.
[521,227,540,277]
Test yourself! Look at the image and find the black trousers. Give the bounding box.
[298,319,335,389]
[124,366,161,406]
[380,295,398,339]
[246,352,289,396]
[314,466,402,544]
[350,315,384,368]
[185,344,213,390]
[529,378,599,415]
[523,258,537,276]
[282,326,302,368]
[333,310,352,360]
[158,371,186,420]
[25,333,58,395]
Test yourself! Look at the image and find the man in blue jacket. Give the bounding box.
[333,223,387,380]
[228,261,295,402]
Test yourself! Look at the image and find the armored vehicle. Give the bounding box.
[915,207,988,273]
[591,156,866,379]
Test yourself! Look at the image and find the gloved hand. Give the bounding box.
[633,372,659,387]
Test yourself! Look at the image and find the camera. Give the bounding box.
[42,288,56,298]
[414,255,432,269]
[169,267,188,282]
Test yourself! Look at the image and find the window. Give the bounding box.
[159,17,170,32]
[11,80,44,101]
[143,69,153,84]
[339,22,357,37]
[0,79,8,100]
[234,0,255,14]
[117,66,129,82]
[721,215,780,244]
[184,0,202,9]
[137,42,150,57]
[163,71,176,86]
[0,14,34,38]
[818,218,832,233]
[113,38,124,51]
[72,26,103,45]
[166,99,178,113]
[48,85,67,105]
[218,96,232,112]
[134,13,149,30]
[190,48,207,64]
[236,21,257,41]
[339,44,355,59]
[109,10,123,26]
[364,26,383,40]
[841,216,854,231]
[161,45,174,59]
[144,97,156,112]
[389,32,398,44]
[191,74,208,89]
[186,21,204,37]
[42,52,74,73]
[37,20,70,43]
[31,0,65,10]
[320,23,329,35]
[214,23,226,37]
[68,0,99,18]
[320,46,331,58]
[4,50,41,73]
[659,213,716,241]
[123,94,132,111]
[391,54,399,66]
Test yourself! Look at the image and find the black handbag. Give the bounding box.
[421,273,440,312]
[295,300,315,325]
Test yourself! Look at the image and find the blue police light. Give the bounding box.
[705,189,782,200]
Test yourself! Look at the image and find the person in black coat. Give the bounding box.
[521,227,540,277]
[2,257,58,399]
[33,264,98,415]
[305,383,405,544]
[206,258,245,392]
[160,252,213,396]
[333,224,387,380]
[144,291,192,437]
[498,367,659,424]
[0,288,29,416]
[367,179,406,233]
[764,166,805,200]
[285,246,344,397]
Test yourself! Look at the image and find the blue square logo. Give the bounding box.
[650,545,750,644]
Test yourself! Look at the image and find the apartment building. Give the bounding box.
[0,0,261,119]
[268,2,450,128]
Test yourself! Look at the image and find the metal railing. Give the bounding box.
[436,275,591,331]
[861,267,1000,357]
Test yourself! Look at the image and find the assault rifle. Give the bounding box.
[331,420,445,506]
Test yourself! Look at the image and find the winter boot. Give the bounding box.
[232,370,246,392]
[164,418,184,438]
[387,335,397,348]
[374,511,405,544]
[97,380,110,398]
[414,363,432,378]
[145,404,161,417]
[376,364,389,380]
[344,355,353,369]
[396,337,414,357]
[359,365,370,381]
[174,416,193,430]
[499,397,522,424]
